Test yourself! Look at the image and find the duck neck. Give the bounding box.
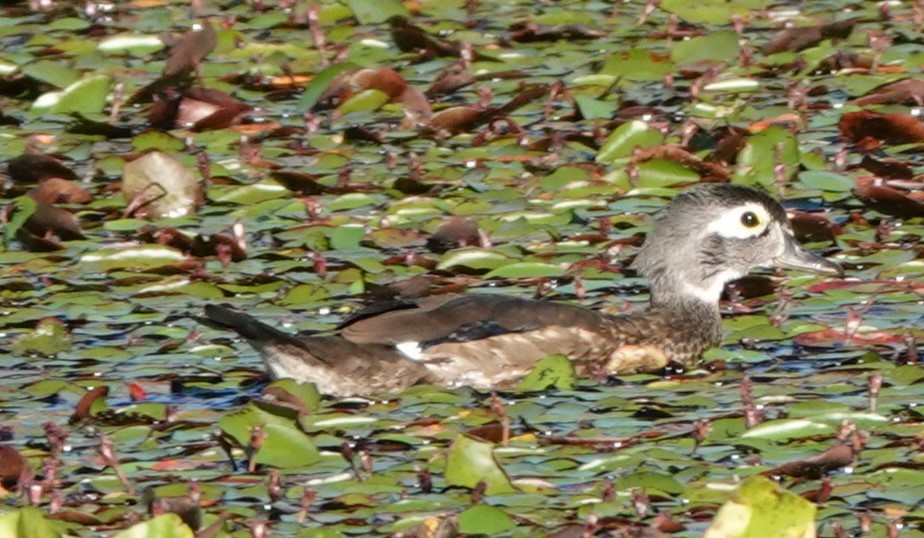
[647,275,724,324]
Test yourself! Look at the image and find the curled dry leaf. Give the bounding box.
[163,22,217,79]
[853,184,924,219]
[426,84,548,134]
[427,216,481,253]
[31,177,93,204]
[122,151,202,219]
[789,211,838,243]
[794,328,905,347]
[127,23,217,105]
[7,153,78,184]
[428,106,486,134]
[138,226,247,262]
[857,156,914,180]
[426,63,474,98]
[707,127,749,165]
[389,15,463,58]
[507,22,607,43]
[0,444,27,490]
[839,111,924,145]
[366,275,433,300]
[815,51,874,73]
[851,78,924,107]
[269,170,328,195]
[316,67,431,119]
[176,87,253,131]
[761,18,857,55]
[16,199,85,251]
[351,67,408,100]
[766,442,856,479]
[632,145,732,181]
[71,386,109,423]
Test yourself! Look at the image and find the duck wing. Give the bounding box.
[204,305,432,396]
[339,294,606,345]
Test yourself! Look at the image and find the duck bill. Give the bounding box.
[774,234,843,277]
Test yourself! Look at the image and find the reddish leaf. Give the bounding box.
[839,111,924,145]
[632,145,732,181]
[71,386,109,423]
[427,216,481,252]
[0,444,27,489]
[508,22,606,43]
[857,155,914,179]
[163,23,217,78]
[7,153,77,183]
[22,200,84,240]
[351,67,408,100]
[852,78,924,107]
[766,442,855,479]
[389,15,462,58]
[31,177,93,204]
[854,184,924,219]
[794,328,905,347]
[429,106,486,133]
[127,383,147,402]
[426,63,474,98]
[789,211,838,243]
[762,18,856,55]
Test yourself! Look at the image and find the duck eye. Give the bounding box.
[740,211,760,228]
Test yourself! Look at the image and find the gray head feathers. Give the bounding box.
[632,184,828,306]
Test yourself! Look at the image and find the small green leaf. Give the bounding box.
[798,170,854,192]
[0,507,61,538]
[298,62,358,110]
[741,419,833,440]
[345,0,408,24]
[21,60,80,88]
[596,120,663,164]
[265,379,322,414]
[516,354,576,391]
[458,505,515,534]
[113,513,195,538]
[484,262,564,279]
[4,196,37,247]
[574,94,616,120]
[52,75,111,114]
[12,318,71,356]
[445,434,516,495]
[338,89,390,115]
[437,248,511,271]
[255,423,321,468]
[705,475,815,538]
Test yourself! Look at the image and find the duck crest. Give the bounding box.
[204,184,842,396]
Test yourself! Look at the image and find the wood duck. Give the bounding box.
[205,184,842,396]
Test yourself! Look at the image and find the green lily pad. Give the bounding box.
[516,354,576,391]
[113,514,194,538]
[458,504,516,534]
[445,434,516,495]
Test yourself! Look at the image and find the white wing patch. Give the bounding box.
[704,202,771,239]
[396,341,424,361]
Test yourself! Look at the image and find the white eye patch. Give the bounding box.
[703,202,772,239]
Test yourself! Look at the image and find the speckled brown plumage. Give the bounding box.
[204,184,842,396]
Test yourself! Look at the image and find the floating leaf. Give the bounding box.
[445,435,516,495]
[51,75,111,115]
[0,507,61,538]
[113,514,195,538]
[122,152,201,219]
[705,476,815,538]
[458,505,515,534]
[515,354,576,391]
[741,419,833,440]
[596,120,664,163]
